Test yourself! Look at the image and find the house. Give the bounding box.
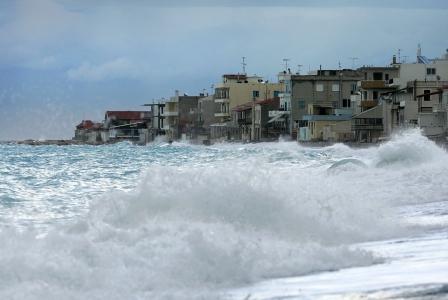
[231,97,282,142]
[299,107,353,142]
[352,104,384,143]
[74,120,105,143]
[381,48,448,136]
[211,73,284,140]
[353,65,399,114]
[289,69,363,139]
[417,86,448,138]
[161,91,201,140]
[105,111,151,144]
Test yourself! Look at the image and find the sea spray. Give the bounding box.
[0,130,447,299]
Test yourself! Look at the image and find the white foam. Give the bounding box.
[1,130,448,299]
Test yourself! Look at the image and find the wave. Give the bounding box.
[1,130,447,299]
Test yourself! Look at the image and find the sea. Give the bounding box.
[0,129,447,300]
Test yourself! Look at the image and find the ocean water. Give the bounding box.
[0,130,447,299]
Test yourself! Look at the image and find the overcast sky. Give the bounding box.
[1,0,447,140]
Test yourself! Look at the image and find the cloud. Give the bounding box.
[66,57,141,81]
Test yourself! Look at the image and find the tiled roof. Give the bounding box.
[76,120,94,129]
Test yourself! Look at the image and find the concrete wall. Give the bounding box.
[198,95,219,127]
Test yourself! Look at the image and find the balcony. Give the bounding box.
[161,111,179,117]
[214,98,230,103]
[360,80,392,89]
[352,124,384,131]
[238,118,252,125]
[360,100,378,109]
[214,112,230,117]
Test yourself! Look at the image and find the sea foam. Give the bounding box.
[0,130,447,299]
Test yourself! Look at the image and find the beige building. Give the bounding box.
[213,74,284,122]
[353,66,399,114]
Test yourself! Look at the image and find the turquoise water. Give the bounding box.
[0,130,447,299]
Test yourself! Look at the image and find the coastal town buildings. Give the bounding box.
[72,47,448,145]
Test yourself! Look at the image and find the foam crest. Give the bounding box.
[375,129,447,167]
[1,130,448,299]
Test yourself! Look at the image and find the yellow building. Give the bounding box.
[213,74,284,122]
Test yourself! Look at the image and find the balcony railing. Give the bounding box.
[352,124,383,131]
[360,80,390,89]
[360,100,378,109]
[161,111,179,117]
[214,98,230,103]
[214,112,230,117]
[237,118,252,125]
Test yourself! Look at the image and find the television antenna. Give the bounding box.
[348,57,358,69]
[241,56,247,74]
[282,58,290,71]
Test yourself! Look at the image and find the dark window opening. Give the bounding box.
[424,90,431,101]
[373,72,383,80]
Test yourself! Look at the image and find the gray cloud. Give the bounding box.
[1,0,447,139]
[67,58,142,82]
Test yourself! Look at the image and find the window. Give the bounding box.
[298,100,305,109]
[363,91,368,100]
[426,68,436,75]
[273,90,280,97]
[343,99,351,108]
[385,74,389,81]
[351,83,357,92]
[332,83,340,92]
[373,91,379,100]
[373,72,383,80]
[316,84,324,92]
[252,90,260,98]
[424,90,431,101]
[329,70,337,76]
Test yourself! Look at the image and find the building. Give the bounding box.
[196,94,220,142]
[231,97,282,142]
[353,65,399,114]
[162,91,200,140]
[144,102,166,138]
[105,111,152,144]
[417,86,448,138]
[352,104,384,143]
[298,107,353,142]
[381,48,448,136]
[73,120,105,143]
[213,74,284,122]
[289,69,363,139]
